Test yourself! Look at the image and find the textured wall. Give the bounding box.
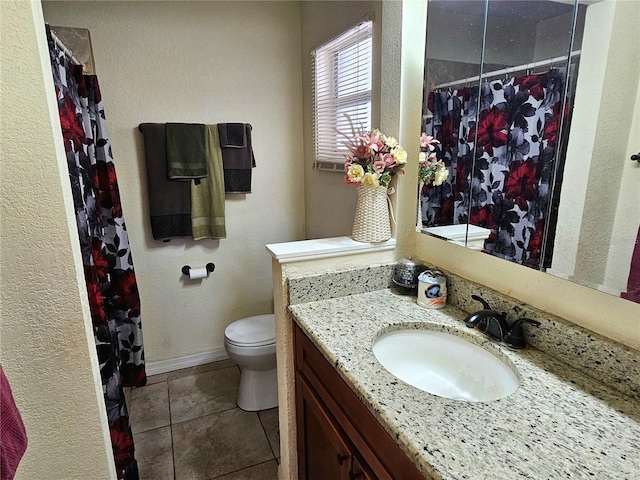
[572,0,639,292]
[605,78,640,293]
[0,0,114,478]
[550,0,640,295]
[42,1,305,365]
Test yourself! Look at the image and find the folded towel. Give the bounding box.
[218,123,246,148]
[139,123,192,240]
[1,366,28,480]
[191,125,227,240]
[217,123,256,193]
[166,123,208,180]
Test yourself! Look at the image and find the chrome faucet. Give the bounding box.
[464,295,540,348]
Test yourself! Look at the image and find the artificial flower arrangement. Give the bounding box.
[419,133,448,186]
[341,121,408,189]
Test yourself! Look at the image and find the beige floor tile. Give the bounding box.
[213,459,278,480]
[167,359,237,381]
[134,426,174,480]
[172,408,273,480]
[129,382,171,434]
[146,372,169,385]
[169,367,240,424]
[258,408,280,458]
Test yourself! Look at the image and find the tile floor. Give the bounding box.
[126,359,280,480]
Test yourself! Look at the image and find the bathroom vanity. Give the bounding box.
[290,287,640,479]
[295,322,423,479]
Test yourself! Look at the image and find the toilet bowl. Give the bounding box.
[224,314,278,411]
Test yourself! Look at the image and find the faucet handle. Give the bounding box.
[471,294,493,310]
[504,318,541,349]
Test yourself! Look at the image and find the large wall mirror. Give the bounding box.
[418,0,640,303]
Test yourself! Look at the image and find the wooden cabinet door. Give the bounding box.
[351,454,376,480]
[294,324,425,480]
[297,374,353,480]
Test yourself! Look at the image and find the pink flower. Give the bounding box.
[373,160,386,173]
[420,133,439,151]
[353,144,371,160]
[344,156,353,172]
[363,132,384,153]
[382,153,396,167]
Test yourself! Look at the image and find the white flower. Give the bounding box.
[384,135,398,148]
[362,172,380,188]
[392,147,407,164]
[418,152,427,164]
[433,167,449,186]
[347,164,365,183]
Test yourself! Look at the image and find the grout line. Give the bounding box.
[207,459,278,480]
[169,406,239,427]
[131,423,172,437]
[166,379,177,480]
[166,363,239,382]
[257,411,277,460]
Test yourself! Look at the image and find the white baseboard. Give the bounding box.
[145,348,230,377]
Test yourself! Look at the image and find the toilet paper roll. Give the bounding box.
[188,266,209,280]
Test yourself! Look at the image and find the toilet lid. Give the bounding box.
[225,314,275,347]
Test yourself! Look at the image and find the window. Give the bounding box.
[312,19,373,170]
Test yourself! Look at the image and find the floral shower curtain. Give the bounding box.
[422,68,565,268]
[47,26,145,480]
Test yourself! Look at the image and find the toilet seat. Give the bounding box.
[225,314,275,347]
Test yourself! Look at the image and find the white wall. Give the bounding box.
[426,2,539,67]
[533,7,585,62]
[0,0,114,478]
[300,1,383,240]
[42,1,306,365]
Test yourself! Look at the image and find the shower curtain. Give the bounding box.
[422,69,565,268]
[47,26,145,480]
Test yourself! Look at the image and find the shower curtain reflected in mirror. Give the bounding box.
[421,68,564,269]
[47,25,145,480]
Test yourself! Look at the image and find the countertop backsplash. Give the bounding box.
[286,260,640,400]
[287,263,395,305]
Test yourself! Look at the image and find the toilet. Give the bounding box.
[224,314,278,411]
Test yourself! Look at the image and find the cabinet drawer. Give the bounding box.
[294,323,426,480]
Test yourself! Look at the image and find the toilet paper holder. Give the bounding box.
[182,263,215,276]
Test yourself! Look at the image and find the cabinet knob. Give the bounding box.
[337,454,349,465]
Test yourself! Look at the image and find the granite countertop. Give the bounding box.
[290,289,640,480]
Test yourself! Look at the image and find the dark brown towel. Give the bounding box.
[166,123,208,180]
[139,123,191,240]
[218,123,246,148]
[217,123,256,193]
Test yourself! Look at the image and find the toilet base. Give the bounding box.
[237,367,278,411]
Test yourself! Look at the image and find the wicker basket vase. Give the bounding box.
[352,185,391,243]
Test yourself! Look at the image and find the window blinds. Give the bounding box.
[312,20,373,170]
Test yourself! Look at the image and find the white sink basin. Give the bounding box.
[372,329,519,402]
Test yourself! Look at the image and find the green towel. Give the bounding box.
[191,125,226,240]
[166,123,208,180]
